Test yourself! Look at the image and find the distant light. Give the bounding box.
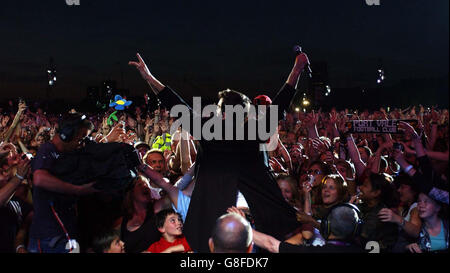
[377,68,385,84]
[302,99,310,106]
[47,70,51,74]
[295,107,300,112]
[49,80,54,86]
[325,93,329,96]
[53,76,57,81]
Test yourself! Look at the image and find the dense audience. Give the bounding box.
[1,83,448,253]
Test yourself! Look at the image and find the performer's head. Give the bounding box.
[209,213,253,253]
[217,89,251,117]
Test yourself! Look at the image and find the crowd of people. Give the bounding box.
[0,53,448,254]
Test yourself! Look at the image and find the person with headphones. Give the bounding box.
[252,203,365,253]
[28,113,98,253]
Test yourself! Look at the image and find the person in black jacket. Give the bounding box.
[130,51,310,252]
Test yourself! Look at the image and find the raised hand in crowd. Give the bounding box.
[102,122,126,143]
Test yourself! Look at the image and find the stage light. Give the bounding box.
[295,107,300,112]
[302,99,310,107]
[377,68,385,84]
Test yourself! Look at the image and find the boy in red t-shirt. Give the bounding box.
[146,209,192,253]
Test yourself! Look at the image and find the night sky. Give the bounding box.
[0,0,448,107]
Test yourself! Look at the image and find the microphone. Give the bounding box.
[293,45,312,78]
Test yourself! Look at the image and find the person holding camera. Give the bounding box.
[27,113,98,253]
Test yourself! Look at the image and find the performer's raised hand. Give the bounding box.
[286,51,310,88]
[294,52,310,72]
[129,53,165,95]
[129,53,152,81]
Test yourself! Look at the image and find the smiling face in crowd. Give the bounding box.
[417,193,441,220]
[145,152,166,174]
[321,178,339,206]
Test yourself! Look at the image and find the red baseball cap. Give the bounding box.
[253,95,272,105]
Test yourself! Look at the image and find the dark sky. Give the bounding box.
[0,0,448,103]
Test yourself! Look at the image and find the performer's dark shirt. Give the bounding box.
[157,84,300,252]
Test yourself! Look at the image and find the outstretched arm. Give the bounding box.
[129,53,165,95]
[252,229,281,253]
[3,102,26,143]
[346,134,367,178]
[0,159,30,207]
[277,138,293,174]
[129,53,191,111]
[272,53,310,120]
[286,53,309,89]
[138,164,180,207]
